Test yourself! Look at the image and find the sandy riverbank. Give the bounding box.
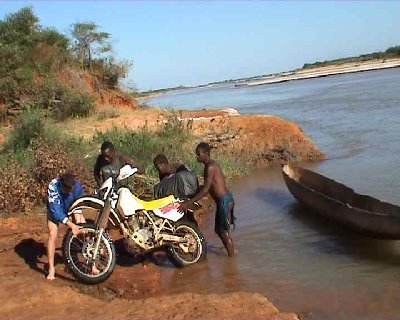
[234,58,400,87]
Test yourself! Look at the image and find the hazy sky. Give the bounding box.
[1,1,399,90]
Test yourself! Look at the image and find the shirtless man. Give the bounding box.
[179,142,236,256]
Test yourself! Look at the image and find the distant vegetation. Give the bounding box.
[133,86,187,98]
[0,7,131,122]
[302,45,400,69]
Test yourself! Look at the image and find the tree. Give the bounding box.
[0,6,39,47]
[70,22,111,70]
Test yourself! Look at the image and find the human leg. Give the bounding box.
[215,195,235,257]
[216,229,235,257]
[47,220,58,280]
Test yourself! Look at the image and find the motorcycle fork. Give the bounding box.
[93,198,112,260]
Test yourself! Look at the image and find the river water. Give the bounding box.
[149,68,400,320]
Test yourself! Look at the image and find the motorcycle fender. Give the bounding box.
[67,197,119,226]
[69,196,105,212]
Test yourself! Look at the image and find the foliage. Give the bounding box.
[0,7,133,123]
[70,21,111,70]
[93,58,132,88]
[0,158,40,216]
[303,45,400,69]
[93,112,194,174]
[32,139,96,200]
[70,22,131,88]
[34,80,95,120]
[4,110,45,151]
[0,110,246,215]
[0,7,71,104]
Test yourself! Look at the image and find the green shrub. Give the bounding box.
[34,80,95,120]
[55,89,95,120]
[5,110,45,151]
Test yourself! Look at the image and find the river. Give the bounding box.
[149,68,400,320]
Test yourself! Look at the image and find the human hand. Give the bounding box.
[70,223,82,236]
[179,200,191,212]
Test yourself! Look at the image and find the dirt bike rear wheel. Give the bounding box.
[167,221,206,267]
[63,223,116,285]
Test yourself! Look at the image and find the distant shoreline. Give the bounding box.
[139,58,400,98]
[234,58,400,87]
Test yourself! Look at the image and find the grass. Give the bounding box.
[0,109,249,215]
[95,107,120,121]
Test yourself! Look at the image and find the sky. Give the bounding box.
[1,1,399,91]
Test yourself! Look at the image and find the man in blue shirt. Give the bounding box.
[46,171,83,280]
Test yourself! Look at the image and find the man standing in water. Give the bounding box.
[180,142,236,256]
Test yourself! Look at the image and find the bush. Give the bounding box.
[5,110,45,151]
[53,89,95,120]
[92,58,131,89]
[34,80,95,121]
[32,139,96,201]
[0,158,40,216]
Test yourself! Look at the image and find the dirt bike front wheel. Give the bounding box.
[62,223,116,285]
[167,221,207,267]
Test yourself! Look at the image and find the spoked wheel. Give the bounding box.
[168,221,206,267]
[63,223,116,284]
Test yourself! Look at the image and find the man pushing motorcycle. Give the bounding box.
[179,142,236,257]
[46,171,83,280]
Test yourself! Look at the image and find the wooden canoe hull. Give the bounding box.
[282,165,400,239]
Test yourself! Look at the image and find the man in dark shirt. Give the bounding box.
[153,154,199,199]
[93,141,144,187]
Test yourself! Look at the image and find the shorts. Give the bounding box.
[47,211,60,226]
[215,192,236,233]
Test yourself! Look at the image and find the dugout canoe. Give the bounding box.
[282,164,400,239]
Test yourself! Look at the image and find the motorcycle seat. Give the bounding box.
[136,195,176,210]
[117,188,176,210]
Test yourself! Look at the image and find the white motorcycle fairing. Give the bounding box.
[117,188,184,222]
[153,202,184,222]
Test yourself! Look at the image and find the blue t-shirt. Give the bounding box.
[47,178,83,223]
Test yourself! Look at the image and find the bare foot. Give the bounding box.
[46,268,55,280]
[92,265,100,275]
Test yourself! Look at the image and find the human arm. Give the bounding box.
[48,181,81,235]
[179,165,215,210]
[93,155,104,187]
[120,154,145,174]
[66,219,81,236]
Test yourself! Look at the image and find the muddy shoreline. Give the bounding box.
[0,214,299,319]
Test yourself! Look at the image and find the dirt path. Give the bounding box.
[0,214,298,319]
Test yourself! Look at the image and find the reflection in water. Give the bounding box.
[156,69,400,320]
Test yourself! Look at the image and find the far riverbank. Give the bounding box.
[234,58,400,87]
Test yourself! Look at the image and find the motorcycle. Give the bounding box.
[63,165,206,284]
